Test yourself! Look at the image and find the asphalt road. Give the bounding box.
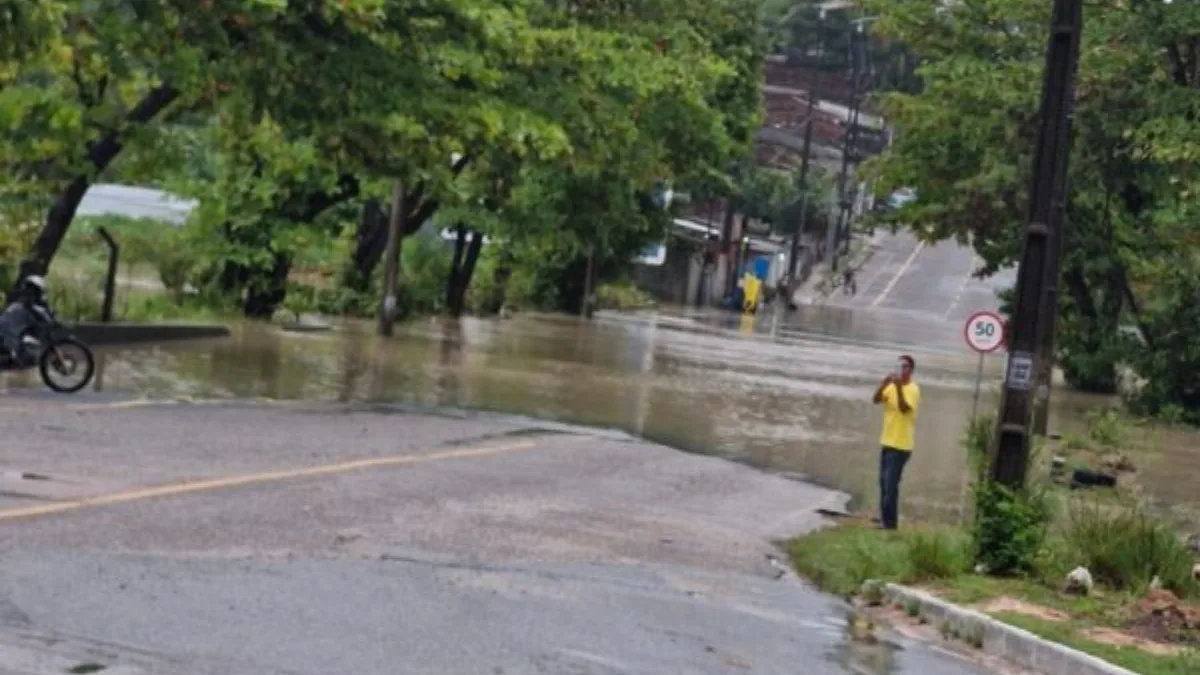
[0,395,1012,675]
[827,231,1013,322]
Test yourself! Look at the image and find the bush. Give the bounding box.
[595,280,654,310]
[1065,502,1198,597]
[971,480,1051,576]
[46,274,103,321]
[1086,407,1127,449]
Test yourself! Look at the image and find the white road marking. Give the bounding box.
[943,253,980,319]
[870,241,925,308]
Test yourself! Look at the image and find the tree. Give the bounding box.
[431,0,767,316]
[860,0,1200,413]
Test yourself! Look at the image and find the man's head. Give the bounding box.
[898,354,915,383]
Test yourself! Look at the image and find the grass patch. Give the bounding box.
[788,512,1200,675]
[785,523,969,597]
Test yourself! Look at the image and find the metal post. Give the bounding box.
[378,179,405,337]
[971,352,985,422]
[989,0,1082,488]
[96,226,118,323]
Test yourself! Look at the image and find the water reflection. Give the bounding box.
[45,308,1200,523]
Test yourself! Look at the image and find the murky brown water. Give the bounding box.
[28,306,1200,524]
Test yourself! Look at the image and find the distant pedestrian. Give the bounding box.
[842,269,857,295]
[871,355,921,530]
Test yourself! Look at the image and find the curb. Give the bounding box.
[867,582,1138,675]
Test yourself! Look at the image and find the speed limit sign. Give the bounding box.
[964,311,1006,353]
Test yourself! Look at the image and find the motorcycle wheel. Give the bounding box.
[38,337,95,394]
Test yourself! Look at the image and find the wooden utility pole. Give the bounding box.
[378,179,405,337]
[989,0,1082,487]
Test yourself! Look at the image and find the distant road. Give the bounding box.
[827,230,1013,322]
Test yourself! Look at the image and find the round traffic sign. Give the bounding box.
[964,311,1006,353]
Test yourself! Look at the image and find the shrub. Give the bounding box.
[1065,501,1198,597]
[1086,407,1127,449]
[971,480,1051,576]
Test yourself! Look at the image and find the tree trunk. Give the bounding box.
[242,253,292,319]
[448,231,483,317]
[345,198,388,292]
[24,83,179,276]
[446,225,466,310]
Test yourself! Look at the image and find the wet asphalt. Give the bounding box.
[0,396,1008,675]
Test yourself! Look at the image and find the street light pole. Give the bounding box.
[989,0,1083,487]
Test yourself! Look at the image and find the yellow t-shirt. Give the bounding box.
[879,381,921,451]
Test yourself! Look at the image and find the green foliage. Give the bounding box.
[1085,407,1128,450]
[1065,502,1198,597]
[595,280,654,311]
[860,0,1200,409]
[963,413,993,482]
[971,481,1051,576]
[786,524,970,598]
[905,530,971,580]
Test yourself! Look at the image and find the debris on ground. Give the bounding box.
[1127,589,1200,647]
[1065,566,1095,595]
[1099,453,1136,474]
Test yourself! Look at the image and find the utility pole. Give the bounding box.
[830,25,863,272]
[989,0,1082,487]
[378,179,405,337]
[790,83,817,279]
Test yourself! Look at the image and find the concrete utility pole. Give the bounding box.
[378,179,405,337]
[989,0,1082,487]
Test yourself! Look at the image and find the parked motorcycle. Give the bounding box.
[0,303,95,393]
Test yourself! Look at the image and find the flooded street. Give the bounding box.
[35,297,1197,526]
[1,235,1195,675]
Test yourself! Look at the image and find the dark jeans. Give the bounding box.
[879,446,911,530]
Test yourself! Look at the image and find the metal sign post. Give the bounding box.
[964,311,1007,421]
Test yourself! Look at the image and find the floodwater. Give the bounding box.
[28,305,1200,524]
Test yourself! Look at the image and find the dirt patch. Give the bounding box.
[1127,589,1200,646]
[1081,627,1183,656]
[978,597,1069,622]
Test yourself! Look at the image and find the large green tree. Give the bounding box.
[861,0,1200,416]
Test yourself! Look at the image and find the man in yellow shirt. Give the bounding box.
[872,355,921,530]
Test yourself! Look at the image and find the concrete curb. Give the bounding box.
[867,582,1139,675]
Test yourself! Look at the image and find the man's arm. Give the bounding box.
[872,377,892,404]
[894,382,913,414]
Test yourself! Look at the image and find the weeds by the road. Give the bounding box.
[787,410,1200,675]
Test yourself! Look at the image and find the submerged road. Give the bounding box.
[0,395,1012,675]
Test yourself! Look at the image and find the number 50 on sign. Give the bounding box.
[963,310,1007,420]
[964,311,1006,353]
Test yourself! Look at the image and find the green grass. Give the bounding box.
[785,523,969,597]
[787,521,1200,675]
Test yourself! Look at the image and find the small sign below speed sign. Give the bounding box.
[964,311,1006,354]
